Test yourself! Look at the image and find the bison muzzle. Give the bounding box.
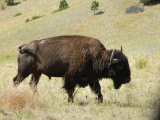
[13,35,131,103]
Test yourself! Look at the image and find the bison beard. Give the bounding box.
[13,35,131,103]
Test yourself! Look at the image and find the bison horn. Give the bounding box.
[110,49,115,62]
[121,46,123,53]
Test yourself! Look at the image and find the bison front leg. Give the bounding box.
[89,81,103,103]
[29,73,41,93]
[67,87,75,103]
[63,77,76,103]
[64,84,76,103]
[13,74,25,87]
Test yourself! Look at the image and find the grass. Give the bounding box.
[0,53,159,120]
[135,57,147,69]
[0,0,160,119]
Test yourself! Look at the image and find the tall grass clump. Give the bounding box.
[135,58,147,69]
[0,85,35,110]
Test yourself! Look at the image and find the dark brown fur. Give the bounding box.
[13,35,131,103]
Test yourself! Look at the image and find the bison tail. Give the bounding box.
[18,46,37,56]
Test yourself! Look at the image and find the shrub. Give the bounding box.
[52,0,69,14]
[140,0,159,4]
[25,18,30,23]
[13,13,22,17]
[59,0,69,10]
[91,1,99,15]
[135,58,147,69]
[5,0,14,5]
[25,15,44,23]
[32,15,42,20]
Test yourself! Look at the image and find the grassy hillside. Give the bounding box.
[0,0,160,119]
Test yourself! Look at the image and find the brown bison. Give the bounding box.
[13,35,131,103]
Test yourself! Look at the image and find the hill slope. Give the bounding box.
[0,0,160,56]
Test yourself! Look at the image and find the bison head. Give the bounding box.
[107,47,131,89]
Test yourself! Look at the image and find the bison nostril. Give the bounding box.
[126,78,131,83]
[123,78,131,84]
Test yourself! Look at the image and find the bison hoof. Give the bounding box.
[68,98,74,103]
[98,97,103,103]
[13,82,20,87]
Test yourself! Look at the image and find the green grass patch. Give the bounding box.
[25,15,45,23]
[52,6,69,14]
[13,13,22,17]
[107,85,113,91]
[135,58,147,69]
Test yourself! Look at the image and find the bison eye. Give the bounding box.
[117,64,124,70]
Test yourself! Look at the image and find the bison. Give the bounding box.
[13,35,131,103]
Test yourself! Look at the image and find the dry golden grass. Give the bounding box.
[0,85,34,110]
[0,56,159,119]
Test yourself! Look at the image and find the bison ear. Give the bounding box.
[121,46,123,53]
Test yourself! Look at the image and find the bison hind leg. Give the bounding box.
[29,73,41,93]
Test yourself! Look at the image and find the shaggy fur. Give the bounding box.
[13,35,131,103]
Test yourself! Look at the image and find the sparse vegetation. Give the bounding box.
[13,13,22,17]
[91,1,99,15]
[51,7,68,14]
[135,58,147,69]
[25,15,44,23]
[32,15,43,20]
[107,85,113,91]
[25,18,30,23]
[5,0,14,5]
[51,9,60,14]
